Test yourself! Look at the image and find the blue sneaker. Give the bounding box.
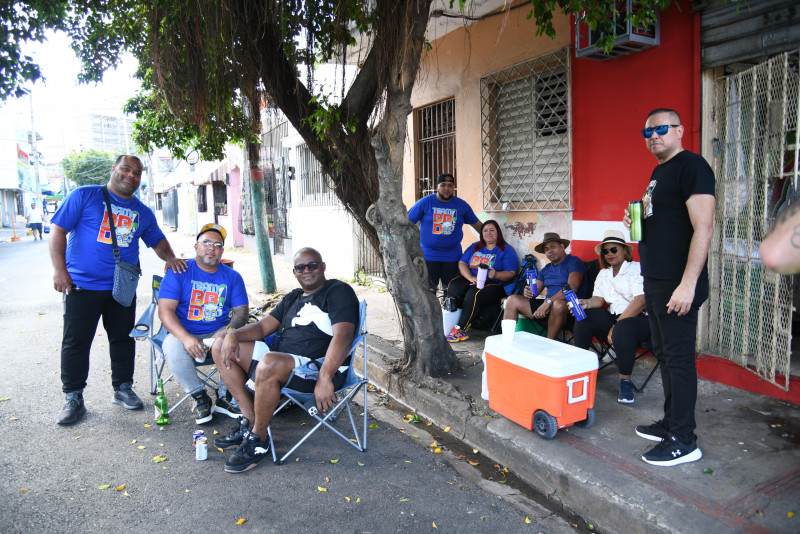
[112,382,144,410]
[618,379,635,404]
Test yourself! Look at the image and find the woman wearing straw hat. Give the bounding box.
[572,230,651,404]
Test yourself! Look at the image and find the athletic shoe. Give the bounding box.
[112,382,144,410]
[224,431,270,473]
[192,390,213,425]
[635,419,670,442]
[215,417,251,449]
[642,434,702,466]
[618,379,635,404]
[57,392,86,425]
[446,325,469,343]
[214,393,241,418]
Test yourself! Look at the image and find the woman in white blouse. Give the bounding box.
[573,230,651,404]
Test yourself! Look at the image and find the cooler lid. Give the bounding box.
[484,332,598,377]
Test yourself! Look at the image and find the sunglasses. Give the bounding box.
[294,261,321,273]
[641,124,680,138]
[601,246,619,255]
[199,240,224,249]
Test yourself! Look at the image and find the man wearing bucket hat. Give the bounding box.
[158,223,249,424]
[624,108,715,467]
[408,173,483,290]
[502,231,587,339]
[572,230,650,403]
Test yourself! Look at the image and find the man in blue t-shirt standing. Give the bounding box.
[408,173,483,289]
[50,155,187,425]
[158,224,249,425]
[503,232,587,340]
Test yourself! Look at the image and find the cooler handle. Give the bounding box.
[566,376,589,404]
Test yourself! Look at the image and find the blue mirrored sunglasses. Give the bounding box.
[641,124,680,138]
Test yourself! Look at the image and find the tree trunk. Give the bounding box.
[366,0,458,380]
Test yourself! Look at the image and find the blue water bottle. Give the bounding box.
[563,284,586,321]
[526,269,538,297]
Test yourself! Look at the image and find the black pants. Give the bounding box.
[61,289,137,393]
[573,308,651,375]
[644,277,708,444]
[446,276,506,330]
[426,260,459,290]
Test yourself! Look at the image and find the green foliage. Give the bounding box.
[0,1,69,99]
[61,149,117,186]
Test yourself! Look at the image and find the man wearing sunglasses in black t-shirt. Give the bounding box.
[624,108,715,468]
[211,247,359,473]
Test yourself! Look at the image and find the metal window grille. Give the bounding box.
[706,50,798,390]
[197,185,207,212]
[480,47,571,211]
[415,98,456,200]
[355,224,385,280]
[297,144,338,207]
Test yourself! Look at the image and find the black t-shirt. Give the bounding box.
[269,279,360,363]
[639,150,716,283]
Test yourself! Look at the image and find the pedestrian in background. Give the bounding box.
[625,108,715,466]
[50,155,187,425]
[26,202,44,241]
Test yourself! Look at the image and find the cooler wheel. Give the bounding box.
[532,410,558,439]
[574,407,596,429]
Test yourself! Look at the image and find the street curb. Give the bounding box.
[356,336,732,534]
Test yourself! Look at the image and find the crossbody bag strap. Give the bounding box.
[100,186,121,261]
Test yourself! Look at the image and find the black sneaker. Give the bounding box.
[215,417,250,449]
[618,379,635,404]
[214,393,241,418]
[192,390,213,424]
[635,419,669,442]
[57,392,86,425]
[642,434,702,466]
[224,431,270,473]
[112,382,143,410]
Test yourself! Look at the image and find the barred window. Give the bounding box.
[415,98,456,200]
[480,47,571,211]
[197,185,207,212]
[296,144,338,207]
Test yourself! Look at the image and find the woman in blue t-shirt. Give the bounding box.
[445,220,518,342]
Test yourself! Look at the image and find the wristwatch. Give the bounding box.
[545,298,552,305]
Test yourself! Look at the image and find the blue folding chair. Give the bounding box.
[129,275,220,413]
[267,300,369,465]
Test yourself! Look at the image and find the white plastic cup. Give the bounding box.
[501,319,516,342]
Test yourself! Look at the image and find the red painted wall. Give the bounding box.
[570,1,699,261]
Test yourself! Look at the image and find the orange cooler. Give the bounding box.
[484,332,598,431]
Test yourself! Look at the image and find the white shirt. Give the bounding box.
[593,260,644,315]
[27,207,43,224]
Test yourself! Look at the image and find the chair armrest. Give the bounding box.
[130,302,156,339]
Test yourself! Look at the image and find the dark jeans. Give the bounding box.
[61,289,137,393]
[446,276,506,330]
[426,260,460,290]
[573,308,651,375]
[644,277,708,443]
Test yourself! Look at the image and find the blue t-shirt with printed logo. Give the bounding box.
[50,185,166,290]
[408,194,479,261]
[537,254,588,299]
[159,259,249,337]
[460,242,519,295]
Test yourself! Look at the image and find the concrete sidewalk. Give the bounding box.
[55,227,800,533]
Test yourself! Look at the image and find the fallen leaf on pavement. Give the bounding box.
[10,417,19,421]
[399,498,409,502]
[525,517,531,524]
[152,455,166,463]
[434,448,442,454]
[235,518,246,525]
[468,461,479,466]
[143,424,151,428]
[444,427,450,433]
[123,491,131,498]
[330,459,339,464]
[357,462,365,466]
[97,485,110,490]
[130,440,137,444]
[432,522,437,528]
[317,486,327,492]
[345,497,351,502]
[1,397,10,401]
[20,489,27,493]
[138,446,146,450]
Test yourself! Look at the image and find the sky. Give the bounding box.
[0,30,141,166]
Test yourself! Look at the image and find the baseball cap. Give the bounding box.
[197,223,226,242]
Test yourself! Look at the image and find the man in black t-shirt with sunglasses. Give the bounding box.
[211,247,359,473]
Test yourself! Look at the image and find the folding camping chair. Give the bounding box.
[593,337,661,393]
[267,300,370,465]
[490,254,538,334]
[129,274,220,413]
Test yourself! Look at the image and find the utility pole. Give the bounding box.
[29,94,41,206]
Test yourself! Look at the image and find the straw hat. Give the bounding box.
[593,229,633,255]
[534,232,571,254]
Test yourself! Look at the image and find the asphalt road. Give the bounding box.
[0,236,575,534]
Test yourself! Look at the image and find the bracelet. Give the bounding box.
[226,326,237,334]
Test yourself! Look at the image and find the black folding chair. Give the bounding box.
[593,337,660,393]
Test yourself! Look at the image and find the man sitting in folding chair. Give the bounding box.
[158,224,249,424]
[213,247,359,473]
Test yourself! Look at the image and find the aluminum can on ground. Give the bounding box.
[195,436,208,461]
[193,430,205,451]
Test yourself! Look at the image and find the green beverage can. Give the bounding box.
[629,201,643,242]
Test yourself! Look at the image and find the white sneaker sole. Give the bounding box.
[194,413,213,424]
[642,447,702,466]
[635,428,667,442]
[214,405,241,418]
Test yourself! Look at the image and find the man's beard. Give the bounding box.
[200,256,221,268]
